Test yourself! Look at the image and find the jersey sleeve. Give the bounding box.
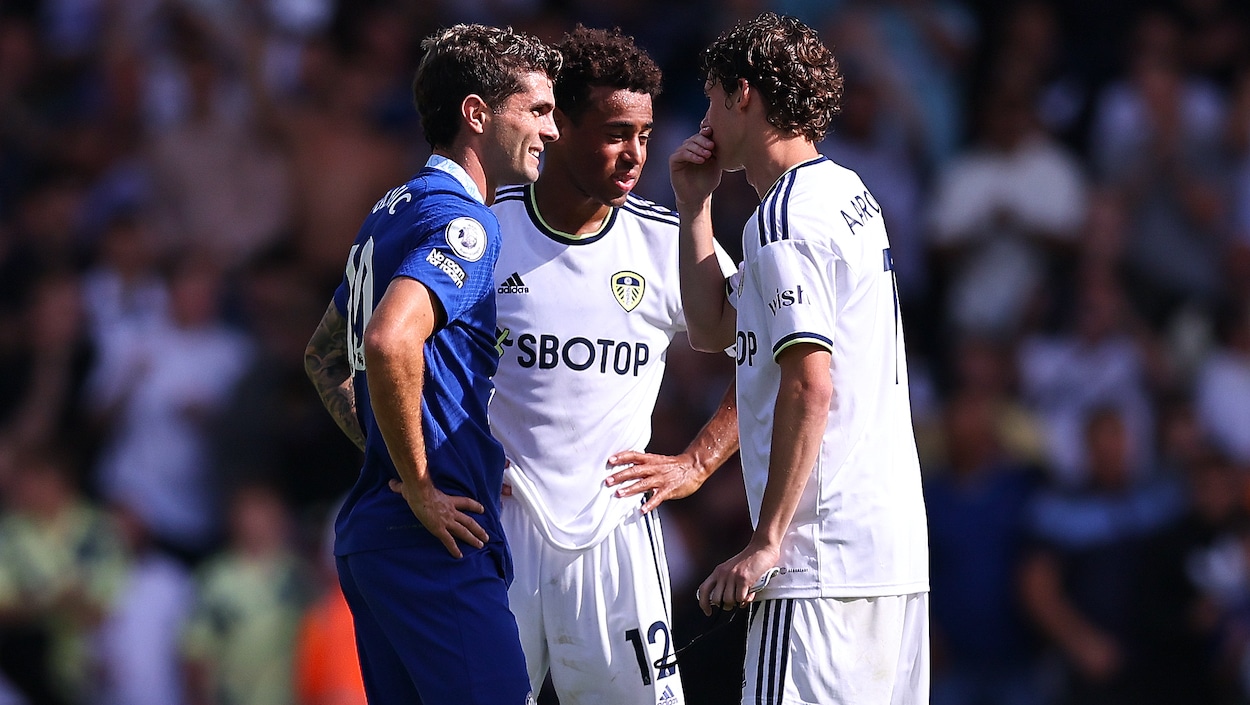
[752,238,837,360]
[396,211,496,324]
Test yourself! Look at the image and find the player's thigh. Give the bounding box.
[743,593,930,705]
[338,547,533,705]
[502,496,550,693]
[545,509,686,705]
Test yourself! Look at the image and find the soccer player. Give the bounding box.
[670,12,931,704]
[489,26,739,705]
[303,24,560,705]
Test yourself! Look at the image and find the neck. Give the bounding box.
[743,134,821,200]
[434,145,492,205]
[532,171,612,237]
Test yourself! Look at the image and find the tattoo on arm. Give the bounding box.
[305,303,366,451]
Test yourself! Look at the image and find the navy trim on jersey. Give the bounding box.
[621,204,680,227]
[772,331,834,357]
[625,194,680,220]
[757,156,829,248]
[520,183,618,246]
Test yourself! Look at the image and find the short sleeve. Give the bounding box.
[752,239,837,360]
[398,213,497,324]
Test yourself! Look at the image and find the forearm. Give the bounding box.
[363,335,432,489]
[680,378,740,482]
[751,353,831,549]
[304,303,366,451]
[677,199,735,352]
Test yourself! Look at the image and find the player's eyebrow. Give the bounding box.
[604,120,653,130]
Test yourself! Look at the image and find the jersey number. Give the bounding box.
[345,239,376,371]
[625,621,675,685]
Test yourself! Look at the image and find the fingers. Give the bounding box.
[388,479,404,494]
[449,495,485,515]
[456,513,489,547]
[436,531,464,559]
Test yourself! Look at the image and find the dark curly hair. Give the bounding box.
[413,24,563,149]
[555,25,663,123]
[700,12,842,143]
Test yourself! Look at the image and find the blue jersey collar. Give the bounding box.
[426,154,485,204]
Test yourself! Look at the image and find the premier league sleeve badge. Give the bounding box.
[446,217,488,262]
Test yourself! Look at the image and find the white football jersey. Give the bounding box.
[490,185,731,550]
[728,156,929,598]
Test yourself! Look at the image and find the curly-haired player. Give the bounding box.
[489,25,739,705]
[305,23,560,705]
[671,13,931,704]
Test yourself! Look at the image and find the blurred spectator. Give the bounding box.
[143,13,292,272]
[0,270,97,465]
[92,505,195,705]
[1019,408,1184,705]
[0,447,127,705]
[245,8,414,286]
[1018,271,1158,486]
[86,253,252,563]
[1194,300,1250,466]
[181,483,313,705]
[208,246,359,513]
[925,388,1045,705]
[928,82,1087,340]
[1091,10,1232,326]
[1137,450,1246,704]
[80,211,168,343]
[824,0,978,171]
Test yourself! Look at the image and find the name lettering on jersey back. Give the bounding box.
[426,249,466,288]
[372,185,412,215]
[736,330,758,367]
[767,285,806,315]
[499,331,651,376]
[840,189,882,235]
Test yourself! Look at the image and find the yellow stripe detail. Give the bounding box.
[772,336,833,360]
[528,187,611,241]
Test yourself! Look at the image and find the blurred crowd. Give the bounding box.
[1,0,1250,704]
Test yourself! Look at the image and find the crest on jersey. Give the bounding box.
[611,271,645,312]
[446,217,487,262]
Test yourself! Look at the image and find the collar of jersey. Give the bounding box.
[426,154,485,204]
[523,184,617,245]
[760,154,828,201]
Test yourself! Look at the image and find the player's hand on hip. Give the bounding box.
[669,125,722,207]
[389,478,488,559]
[696,543,780,616]
[605,450,705,513]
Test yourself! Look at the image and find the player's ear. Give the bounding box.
[736,78,752,112]
[462,94,490,135]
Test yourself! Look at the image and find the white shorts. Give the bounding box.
[743,593,930,705]
[503,496,685,705]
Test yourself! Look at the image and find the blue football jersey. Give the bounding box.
[331,160,508,573]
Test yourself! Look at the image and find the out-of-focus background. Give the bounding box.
[1,0,1249,703]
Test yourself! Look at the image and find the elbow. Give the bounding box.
[362,323,402,371]
[687,327,729,354]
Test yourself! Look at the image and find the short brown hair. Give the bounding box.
[413,24,563,149]
[555,25,663,123]
[700,12,842,143]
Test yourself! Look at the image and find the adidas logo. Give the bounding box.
[658,685,681,705]
[498,272,529,294]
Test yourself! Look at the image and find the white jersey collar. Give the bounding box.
[426,154,485,204]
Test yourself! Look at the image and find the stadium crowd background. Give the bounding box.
[1,0,1250,703]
